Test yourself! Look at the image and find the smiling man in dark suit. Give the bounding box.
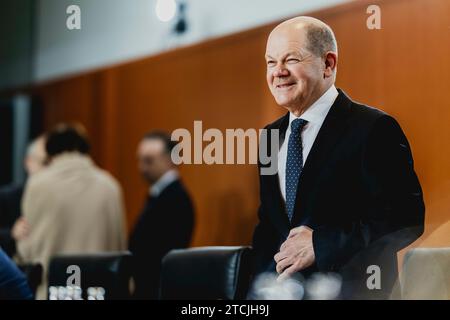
[251,16,425,299]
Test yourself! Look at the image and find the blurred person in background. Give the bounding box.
[0,136,47,257]
[17,123,126,299]
[129,131,194,299]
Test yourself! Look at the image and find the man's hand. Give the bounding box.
[274,226,315,281]
[11,217,30,241]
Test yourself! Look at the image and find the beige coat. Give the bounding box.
[17,153,126,299]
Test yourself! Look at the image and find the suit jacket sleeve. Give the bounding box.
[312,115,425,272]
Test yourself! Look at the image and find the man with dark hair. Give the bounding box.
[17,123,126,299]
[129,131,195,299]
[251,16,424,299]
[45,123,90,156]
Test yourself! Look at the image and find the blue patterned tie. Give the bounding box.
[285,118,308,221]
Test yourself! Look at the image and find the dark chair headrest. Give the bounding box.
[160,246,253,300]
[48,251,132,299]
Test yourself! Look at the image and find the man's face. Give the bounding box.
[265,27,325,111]
[137,139,171,184]
[25,137,47,176]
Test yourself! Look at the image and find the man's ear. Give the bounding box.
[323,52,337,78]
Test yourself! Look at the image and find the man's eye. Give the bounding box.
[267,61,276,66]
[287,59,300,64]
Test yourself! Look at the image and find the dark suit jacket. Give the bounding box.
[252,89,425,299]
[0,184,24,257]
[129,179,195,299]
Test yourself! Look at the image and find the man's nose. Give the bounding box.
[273,66,289,78]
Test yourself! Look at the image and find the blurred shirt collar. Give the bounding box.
[150,169,179,197]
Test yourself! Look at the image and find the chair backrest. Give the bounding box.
[48,251,132,300]
[401,247,450,299]
[159,246,253,300]
[18,263,43,298]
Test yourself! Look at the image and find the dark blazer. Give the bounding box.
[0,184,24,257]
[129,179,195,299]
[252,89,425,299]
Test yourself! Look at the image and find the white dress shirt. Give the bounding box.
[150,169,179,197]
[278,85,339,202]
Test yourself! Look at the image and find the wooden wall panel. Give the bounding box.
[26,0,449,251]
[112,31,267,245]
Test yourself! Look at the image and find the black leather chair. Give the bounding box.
[18,263,43,298]
[48,251,132,300]
[159,246,253,300]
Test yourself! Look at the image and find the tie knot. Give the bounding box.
[290,118,308,134]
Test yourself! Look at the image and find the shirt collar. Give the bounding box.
[288,85,339,126]
[149,169,179,197]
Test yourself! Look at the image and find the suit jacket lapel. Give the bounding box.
[264,112,290,236]
[278,112,290,147]
[291,89,353,226]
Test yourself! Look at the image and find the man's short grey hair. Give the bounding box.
[305,23,338,57]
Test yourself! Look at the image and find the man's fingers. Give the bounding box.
[275,256,293,274]
[274,249,291,264]
[280,237,296,251]
[279,240,288,251]
[277,242,295,259]
[277,264,298,282]
[276,226,315,278]
[276,249,302,274]
[274,251,285,263]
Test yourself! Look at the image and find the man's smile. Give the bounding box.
[275,82,296,89]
